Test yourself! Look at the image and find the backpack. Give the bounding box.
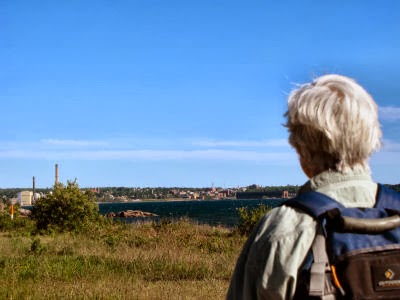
[284,184,400,300]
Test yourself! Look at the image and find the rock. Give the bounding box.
[106,212,116,218]
[117,210,158,218]
[19,208,31,217]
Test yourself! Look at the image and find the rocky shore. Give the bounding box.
[107,210,159,218]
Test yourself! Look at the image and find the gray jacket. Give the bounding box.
[227,167,377,300]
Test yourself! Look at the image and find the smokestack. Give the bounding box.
[31,176,36,203]
[55,164,59,185]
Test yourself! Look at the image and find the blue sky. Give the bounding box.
[1,1,400,188]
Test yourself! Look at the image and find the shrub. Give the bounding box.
[0,203,34,232]
[31,180,99,233]
[237,204,271,235]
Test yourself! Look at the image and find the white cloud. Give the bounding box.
[379,106,400,122]
[0,148,297,163]
[0,137,298,165]
[38,137,291,150]
[381,139,400,152]
[41,139,108,147]
[371,140,400,166]
[192,139,289,148]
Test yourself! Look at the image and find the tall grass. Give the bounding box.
[0,219,245,299]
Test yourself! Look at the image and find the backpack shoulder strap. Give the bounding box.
[286,192,343,298]
[375,183,400,209]
[284,191,345,219]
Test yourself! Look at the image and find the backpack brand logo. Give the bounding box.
[373,265,400,291]
[385,269,395,280]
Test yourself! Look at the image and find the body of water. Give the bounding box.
[99,198,285,227]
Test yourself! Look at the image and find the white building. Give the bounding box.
[18,191,33,206]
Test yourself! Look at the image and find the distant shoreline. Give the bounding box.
[96,197,281,204]
[97,198,219,204]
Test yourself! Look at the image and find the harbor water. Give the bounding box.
[99,198,285,227]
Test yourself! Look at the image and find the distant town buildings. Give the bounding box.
[3,162,301,204]
[281,190,296,198]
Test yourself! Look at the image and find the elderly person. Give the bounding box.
[227,74,382,299]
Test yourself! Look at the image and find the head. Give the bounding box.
[285,74,382,178]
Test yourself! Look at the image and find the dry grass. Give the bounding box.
[0,219,245,299]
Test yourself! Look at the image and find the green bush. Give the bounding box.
[237,204,271,235]
[0,203,33,232]
[31,180,99,233]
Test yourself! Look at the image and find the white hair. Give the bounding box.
[285,74,382,173]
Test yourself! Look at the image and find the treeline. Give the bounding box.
[243,184,400,197]
[243,184,300,197]
[386,184,400,192]
[96,187,213,201]
[0,185,301,200]
[0,188,51,199]
[1,183,399,201]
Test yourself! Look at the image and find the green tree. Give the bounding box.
[31,180,99,233]
[237,204,271,235]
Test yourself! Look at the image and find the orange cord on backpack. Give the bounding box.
[331,265,346,296]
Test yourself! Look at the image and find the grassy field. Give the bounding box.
[0,219,246,299]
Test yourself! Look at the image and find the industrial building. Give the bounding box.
[18,191,33,206]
